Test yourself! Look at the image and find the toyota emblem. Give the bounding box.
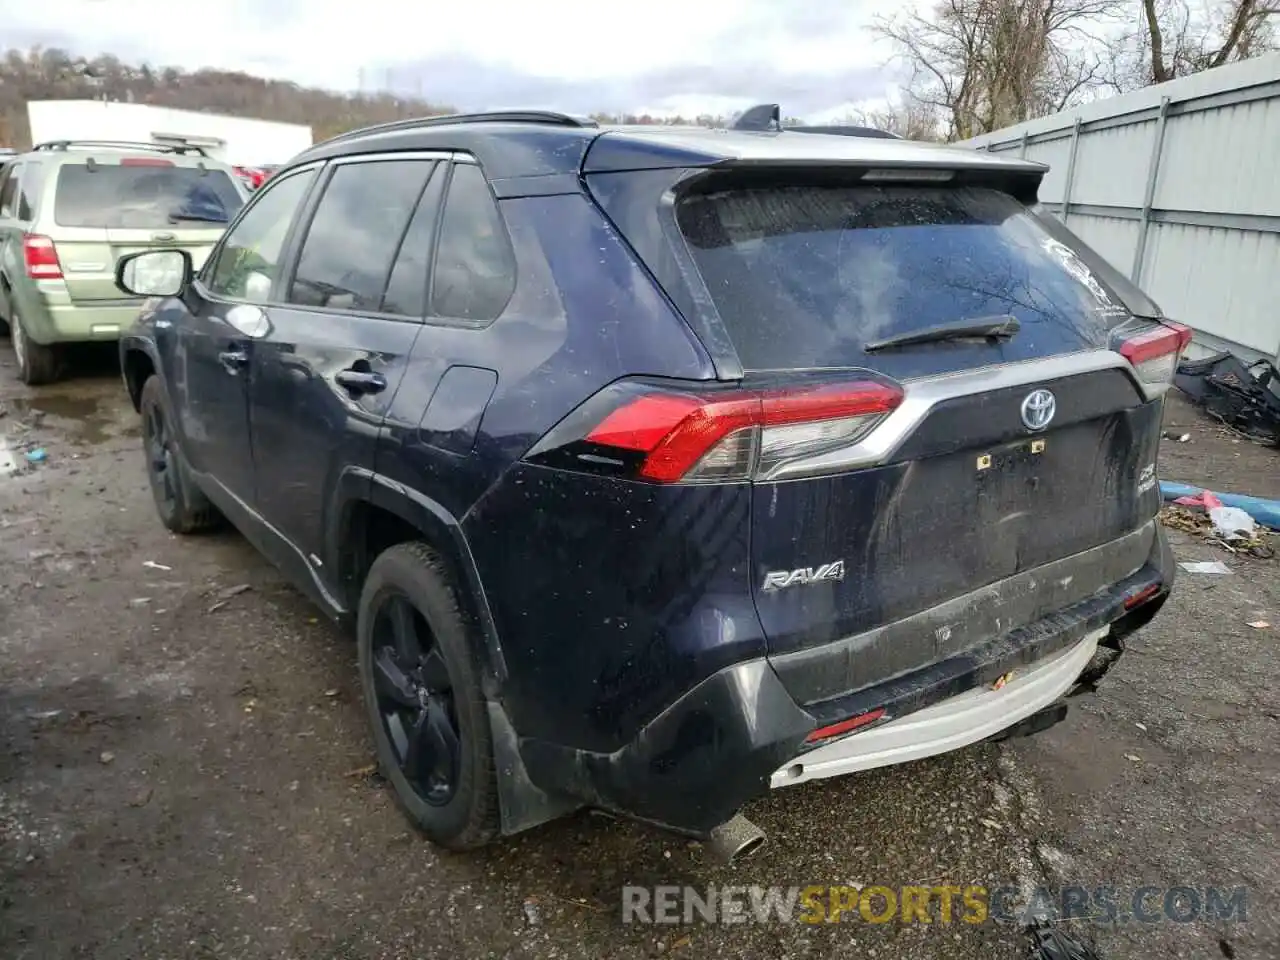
[1020,389,1056,431]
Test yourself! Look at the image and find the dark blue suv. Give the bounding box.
[115,111,1181,859]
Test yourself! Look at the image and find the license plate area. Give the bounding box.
[973,437,1051,506]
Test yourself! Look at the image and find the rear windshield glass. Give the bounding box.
[54,164,244,229]
[676,185,1130,370]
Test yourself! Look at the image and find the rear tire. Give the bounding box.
[9,306,60,386]
[139,375,221,534]
[358,542,500,850]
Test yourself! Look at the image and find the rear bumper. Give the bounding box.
[520,523,1173,837]
[12,284,143,344]
[771,627,1105,788]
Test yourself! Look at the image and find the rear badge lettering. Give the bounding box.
[762,560,846,592]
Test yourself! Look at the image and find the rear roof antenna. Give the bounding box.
[732,103,781,132]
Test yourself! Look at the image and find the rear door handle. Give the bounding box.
[218,348,249,374]
[335,369,387,394]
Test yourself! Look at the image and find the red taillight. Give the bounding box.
[121,157,173,167]
[805,708,886,743]
[23,235,63,280]
[585,381,903,484]
[1118,321,1192,385]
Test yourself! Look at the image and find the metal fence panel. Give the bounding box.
[958,53,1280,364]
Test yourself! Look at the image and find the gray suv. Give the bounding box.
[0,140,246,383]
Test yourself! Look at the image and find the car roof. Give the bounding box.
[288,112,1046,183]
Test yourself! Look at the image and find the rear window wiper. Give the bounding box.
[864,315,1020,352]
[168,212,228,224]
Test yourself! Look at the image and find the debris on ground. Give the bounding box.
[207,583,253,613]
[522,897,542,927]
[1161,481,1280,532]
[1209,505,1256,541]
[1162,430,1191,443]
[1159,499,1274,559]
[128,787,154,808]
[142,560,172,572]
[1175,352,1280,446]
[1179,560,1232,575]
[343,764,377,778]
[24,447,47,463]
[1248,620,1271,629]
[99,751,115,765]
[1026,922,1103,960]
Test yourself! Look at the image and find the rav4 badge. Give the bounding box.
[762,560,846,592]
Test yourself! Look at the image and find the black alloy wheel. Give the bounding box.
[143,396,178,518]
[369,592,462,806]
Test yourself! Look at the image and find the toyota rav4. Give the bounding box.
[115,109,1181,858]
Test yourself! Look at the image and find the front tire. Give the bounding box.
[358,542,499,850]
[9,306,60,385]
[139,375,221,534]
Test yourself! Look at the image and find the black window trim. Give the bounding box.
[195,160,325,306]
[424,155,519,330]
[0,162,21,220]
[277,150,452,324]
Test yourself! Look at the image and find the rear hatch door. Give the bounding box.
[48,156,244,301]
[667,176,1168,696]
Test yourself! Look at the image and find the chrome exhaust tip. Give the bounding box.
[706,813,766,863]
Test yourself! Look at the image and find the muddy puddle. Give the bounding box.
[1,391,128,447]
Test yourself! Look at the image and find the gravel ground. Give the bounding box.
[1,345,1276,960]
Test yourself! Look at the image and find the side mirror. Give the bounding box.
[116,249,192,298]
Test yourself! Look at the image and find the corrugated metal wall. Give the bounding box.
[958,54,1280,365]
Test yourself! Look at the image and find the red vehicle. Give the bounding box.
[232,165,268,191]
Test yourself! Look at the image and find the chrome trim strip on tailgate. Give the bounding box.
[769,520,1156,706]
[762,349,1147,481]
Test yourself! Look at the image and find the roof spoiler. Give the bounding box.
[731,104,900,139]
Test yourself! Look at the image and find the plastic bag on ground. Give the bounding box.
[1209,505,1257,541]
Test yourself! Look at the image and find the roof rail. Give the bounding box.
[315,110,598,149]
[31,139,209,157]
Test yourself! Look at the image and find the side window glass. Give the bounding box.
[16,164,39,221]
[206,168,316,301]
[431,163,516,323]
[0,165,19,219]
[380,165,445,317]
[287,159,435,313]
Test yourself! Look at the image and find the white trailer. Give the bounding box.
[26,100,313,167]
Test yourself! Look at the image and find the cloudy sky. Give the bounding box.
[6,0,908,120]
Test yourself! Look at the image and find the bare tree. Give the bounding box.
[874,0,1125,141]
[843,99,946,140]
[1106,0,1278,91]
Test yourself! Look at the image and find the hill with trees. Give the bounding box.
[0,46,733,150]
